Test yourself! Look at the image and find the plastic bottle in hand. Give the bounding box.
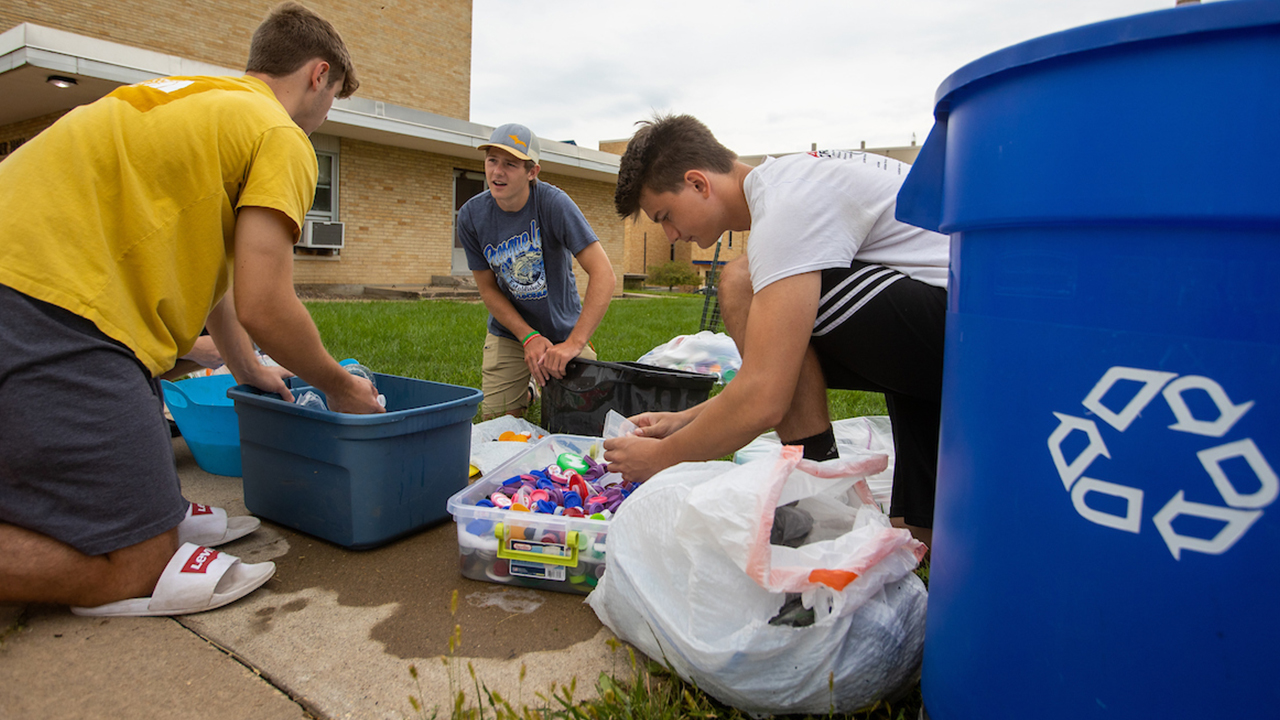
[295,389,328,410]
[344,363,387,408]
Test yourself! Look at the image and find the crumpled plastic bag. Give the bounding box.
[637,331,741,383]
[469,416,549,475]
[587,444,927,716]
[734,416,896,513]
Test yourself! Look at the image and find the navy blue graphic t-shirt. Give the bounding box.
[457,182,599,342]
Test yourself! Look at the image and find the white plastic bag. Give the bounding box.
[469,416,550,475]
[734,416,896,512]
[587,445,927,716]
[636,331,741,383]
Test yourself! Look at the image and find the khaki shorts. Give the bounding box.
[481,332,596,418]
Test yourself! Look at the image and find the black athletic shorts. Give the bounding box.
[0,285,187,555]
[809,261,947,528]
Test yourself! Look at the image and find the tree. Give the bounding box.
[648,261,702,291]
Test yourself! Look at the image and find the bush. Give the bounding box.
[648,261,702,291]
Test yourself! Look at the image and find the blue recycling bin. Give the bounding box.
[895,2,1280,718]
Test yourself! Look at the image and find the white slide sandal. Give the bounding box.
[71,543,275,617]
[177,503,260,547]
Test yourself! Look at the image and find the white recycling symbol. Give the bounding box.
[1047,366,1272,559]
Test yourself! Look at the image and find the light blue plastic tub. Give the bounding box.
[161,374,242,477]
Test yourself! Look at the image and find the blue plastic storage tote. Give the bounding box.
[895,2,1280,718]
[228,373,483,549]
[161,374,242,477]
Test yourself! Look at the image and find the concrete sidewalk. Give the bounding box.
[1,438,623,720]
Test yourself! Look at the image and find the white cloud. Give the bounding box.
[472,0,1198,155]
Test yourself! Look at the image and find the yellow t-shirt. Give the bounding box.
[0,75,317,376]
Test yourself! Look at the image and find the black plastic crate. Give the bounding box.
[541,359,717,436]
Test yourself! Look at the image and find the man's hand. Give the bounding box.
[325,374,384,414]
[629,410,693,439]
[523,334,553,387]
[240,363,297,403]
[603,434,670,483]
[537,338,586,382]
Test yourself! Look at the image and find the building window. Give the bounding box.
[296,137,341,257]
[307,151,338,222]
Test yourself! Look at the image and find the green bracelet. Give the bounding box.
[521,330,541,346]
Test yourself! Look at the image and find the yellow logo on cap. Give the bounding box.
[508,134,528,149]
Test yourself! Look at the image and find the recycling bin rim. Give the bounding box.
[932,0,1280,112]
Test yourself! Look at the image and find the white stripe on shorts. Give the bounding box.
[812,265,905,337]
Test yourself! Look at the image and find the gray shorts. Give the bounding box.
[0,285,187,555]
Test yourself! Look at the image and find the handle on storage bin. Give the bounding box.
[160,380,189,409]
[493,523,580,566]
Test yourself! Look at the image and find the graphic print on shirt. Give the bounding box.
[484,220,547,301]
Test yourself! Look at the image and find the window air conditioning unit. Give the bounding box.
[299,220,344,249]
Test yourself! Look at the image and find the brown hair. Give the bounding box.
[614,114,737,218]
[246,2,360,98]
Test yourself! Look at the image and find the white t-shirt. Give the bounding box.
[744,152,949,293]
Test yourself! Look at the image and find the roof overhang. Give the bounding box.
[0,22,619,183]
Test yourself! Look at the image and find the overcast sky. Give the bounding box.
[471,0,1209,156]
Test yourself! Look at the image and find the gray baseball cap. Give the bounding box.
[478,123,540,165]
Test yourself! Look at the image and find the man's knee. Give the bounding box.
[0,525,179,606]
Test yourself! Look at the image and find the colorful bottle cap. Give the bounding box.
[466,519,495,537]
[557,452,590,474]
[490,493,512,509]
[486,559,510,580]
[533,499,557,514]
[475,499,495,508]
[529,488,550,504]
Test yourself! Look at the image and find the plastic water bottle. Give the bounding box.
[295,390,328,410]
[294,364,385,410]
[344,363,377,388]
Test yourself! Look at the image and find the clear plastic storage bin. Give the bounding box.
[447,435,613,594]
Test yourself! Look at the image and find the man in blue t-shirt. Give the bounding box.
[458,123,615,419]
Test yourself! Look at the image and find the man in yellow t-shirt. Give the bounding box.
[0,2,383,617]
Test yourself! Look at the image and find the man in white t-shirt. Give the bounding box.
[604,114,948,545]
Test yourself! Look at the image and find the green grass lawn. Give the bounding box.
[305,295,888,423]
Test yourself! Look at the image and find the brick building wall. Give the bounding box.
[293,140,624,295]
[294,139,464,286]
[0,0,471,118]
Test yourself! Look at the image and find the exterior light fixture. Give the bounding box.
[46,75,78,88]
